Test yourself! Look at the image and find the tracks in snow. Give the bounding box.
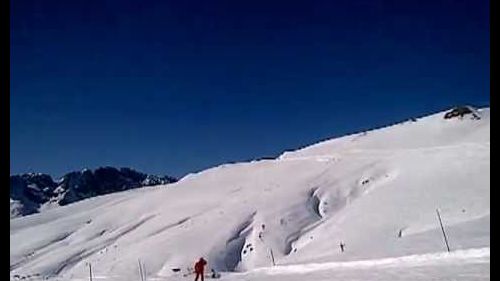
[249,247,490,275]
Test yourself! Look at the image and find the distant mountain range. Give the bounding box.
[10,167,177,218]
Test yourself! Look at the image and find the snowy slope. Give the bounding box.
[10,107,490,281]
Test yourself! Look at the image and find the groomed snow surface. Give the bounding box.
[10,108,490,281]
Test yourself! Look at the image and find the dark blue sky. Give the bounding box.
[11,0,489,178]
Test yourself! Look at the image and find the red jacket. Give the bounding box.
[194,258,207,273]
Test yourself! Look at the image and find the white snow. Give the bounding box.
[10,107,490,281]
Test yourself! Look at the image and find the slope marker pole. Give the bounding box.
[88,263,93,281]
[269,248,276,266]
[436,208,451,252]
[138,259,144,281]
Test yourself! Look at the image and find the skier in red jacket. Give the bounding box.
[194,257,207,281]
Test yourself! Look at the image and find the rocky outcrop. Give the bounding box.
[10,167,177,218]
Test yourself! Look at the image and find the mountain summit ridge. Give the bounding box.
[10,166,177,218]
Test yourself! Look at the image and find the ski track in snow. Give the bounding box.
[249,247,490,275]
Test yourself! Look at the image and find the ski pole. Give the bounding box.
[436,209,450,252]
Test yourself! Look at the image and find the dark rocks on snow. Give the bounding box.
[10,173,58,204]
[10,173,59,217]
[444,106,481,120]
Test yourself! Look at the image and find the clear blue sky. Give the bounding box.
[11,0,489,178]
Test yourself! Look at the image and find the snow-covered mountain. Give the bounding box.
[10,106,490,281]
[10,167,177,219]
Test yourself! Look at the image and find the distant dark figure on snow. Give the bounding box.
[258,224,266,240]
[339,242,345,252]
[194,257,207,281]
[211,268,221,278]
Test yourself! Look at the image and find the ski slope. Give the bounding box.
[222,247,490,281]
[10,107,490,281]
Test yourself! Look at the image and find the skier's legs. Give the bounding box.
[201,270,204,281]
[194,272,200,281]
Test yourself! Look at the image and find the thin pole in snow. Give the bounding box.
[269,248,276,266]
[436,208,450,252]
[138,259,144,281]
[88,263,93,281]
[142,262,147,281]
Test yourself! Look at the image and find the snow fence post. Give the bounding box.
[436,208,450,252]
